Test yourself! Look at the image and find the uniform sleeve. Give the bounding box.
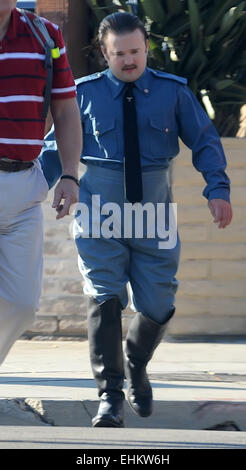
[176,85,230,202]
[39,126,62,189]
[39,83,84,188]
[47,25,77,100]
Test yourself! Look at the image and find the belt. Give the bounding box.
[0,159,34,172]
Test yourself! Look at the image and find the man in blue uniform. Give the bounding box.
[39,12,232,428]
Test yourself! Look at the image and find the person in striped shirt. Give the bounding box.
[0,1,82,364]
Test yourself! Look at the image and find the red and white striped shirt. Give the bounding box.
[0,8,77,161]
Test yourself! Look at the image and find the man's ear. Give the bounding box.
[145,39,149,54]
[101,46,108,62]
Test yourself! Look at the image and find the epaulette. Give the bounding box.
[75,72,104,86]
[150,68,187,85]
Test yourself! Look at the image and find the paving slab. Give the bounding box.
[0,339,246,435]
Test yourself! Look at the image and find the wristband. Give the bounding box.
[60,174,80,187]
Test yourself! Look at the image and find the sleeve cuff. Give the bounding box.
[205,188,231,203]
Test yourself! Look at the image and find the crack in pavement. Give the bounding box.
[15,399,54,426]
[81,400,93,420]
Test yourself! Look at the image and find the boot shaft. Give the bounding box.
[87,296,124,397]
[125,311,170,364]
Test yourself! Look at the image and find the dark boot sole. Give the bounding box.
[92,417,124,428]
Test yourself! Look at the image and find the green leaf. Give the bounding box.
[205,0,244,35]
[148,37,160,51]
[214,100,246,105]
[140,0,166,23]
[215,79,235,90]
[188,0,202,47]
[154,15,190,36]
[166,0,185,16]
[182,47,206,74]
[203,34,215,50]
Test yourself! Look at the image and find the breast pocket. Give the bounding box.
[83,116,118,159]
[148,115,178,157]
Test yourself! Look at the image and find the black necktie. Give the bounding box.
[123,82,143,203]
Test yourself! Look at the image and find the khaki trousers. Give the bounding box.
[0,160,48,364]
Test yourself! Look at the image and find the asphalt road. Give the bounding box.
[0,426,245,449]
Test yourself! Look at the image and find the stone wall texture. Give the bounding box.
[36,0,68,38]
[28,138,246,338]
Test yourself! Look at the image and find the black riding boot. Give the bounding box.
[124,312,170,417]
[87,296,125,427]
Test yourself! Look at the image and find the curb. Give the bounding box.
[1,398,246,431]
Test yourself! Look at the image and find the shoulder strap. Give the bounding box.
[33,16,55,50]
[20,9,55,119]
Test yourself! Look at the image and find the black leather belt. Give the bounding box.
[0,159,34,172]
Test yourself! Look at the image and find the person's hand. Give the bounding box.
[52,178,79,220]
[208,198,233,229]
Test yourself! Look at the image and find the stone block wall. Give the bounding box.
[36,0,68,34]
[169,138,246,336]
[29,138,246,338]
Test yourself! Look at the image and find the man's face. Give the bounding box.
[101,28,148,82]
[0,0,16,15]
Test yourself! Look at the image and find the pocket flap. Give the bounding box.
[84,116,115,135]
[149,115,174,133]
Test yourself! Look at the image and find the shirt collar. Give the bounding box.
[134,67,151,93]
[104,68,125,99]
[105,67,151,99]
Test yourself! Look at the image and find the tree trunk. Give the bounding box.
[67,0,88,78]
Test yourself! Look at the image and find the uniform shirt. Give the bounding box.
[40,67,230,202]
[0,8,76,161]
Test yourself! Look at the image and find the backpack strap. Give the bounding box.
[20,9,58,119]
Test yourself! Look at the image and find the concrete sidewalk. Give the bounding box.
[0,338,246,448]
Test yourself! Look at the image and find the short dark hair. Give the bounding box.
[98,11,148,46]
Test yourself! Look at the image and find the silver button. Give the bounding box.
[144,88,149,94]
[94,130,100,136]
[165,128,169,133]
[97,73,101,77]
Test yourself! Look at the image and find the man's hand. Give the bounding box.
[52,178,79,220]
[208,198,233,229]
[50,97,82,220]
